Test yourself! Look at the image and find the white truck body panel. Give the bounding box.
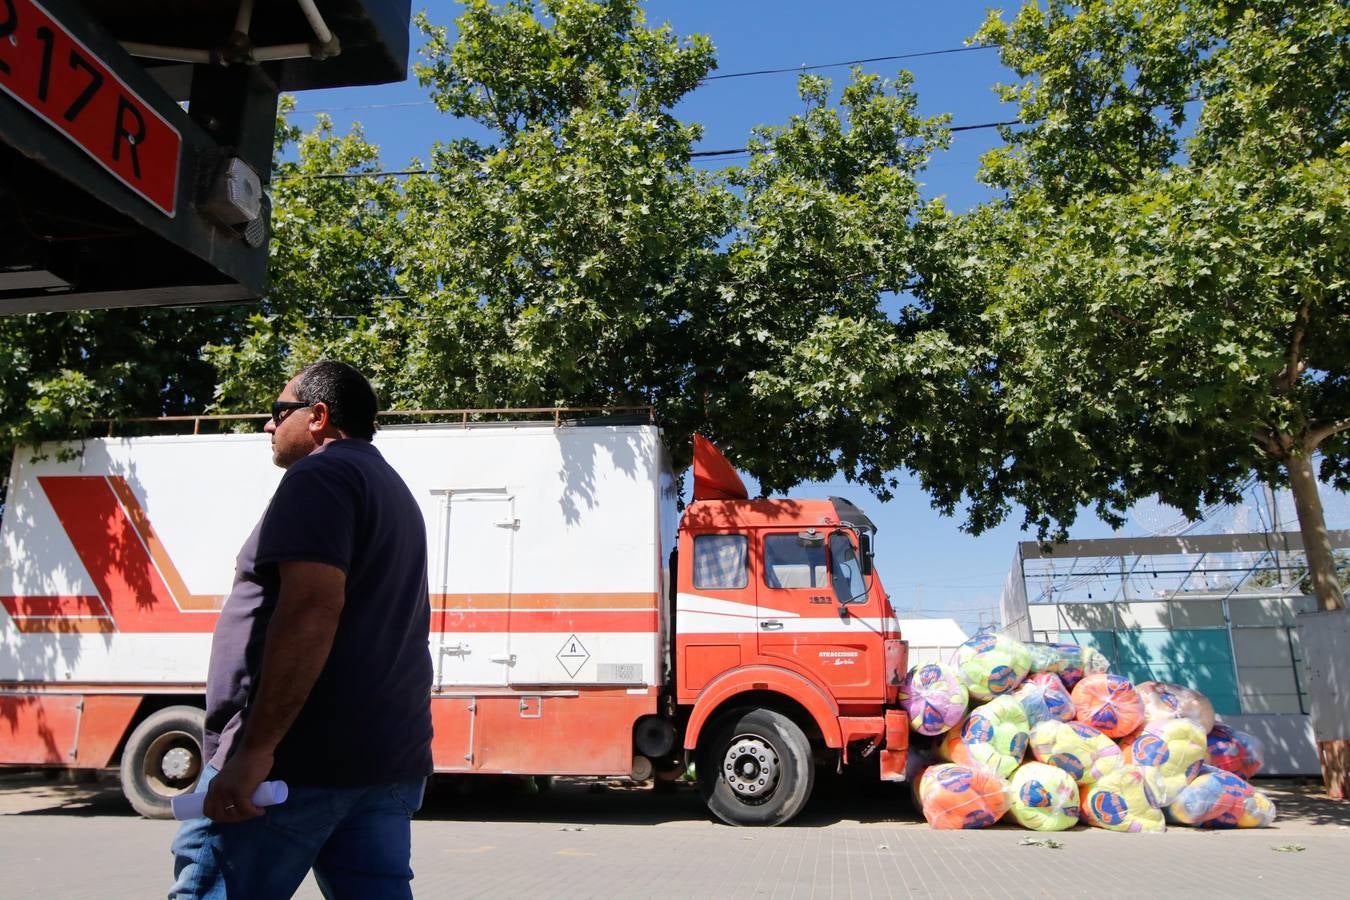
[0,423,677,690]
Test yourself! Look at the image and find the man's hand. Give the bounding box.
[202,747,274,822]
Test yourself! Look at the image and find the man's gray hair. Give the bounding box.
[294,361,379,441]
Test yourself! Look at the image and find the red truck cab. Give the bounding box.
[672,437,909,825]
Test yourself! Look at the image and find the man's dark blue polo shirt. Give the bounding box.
[204,439,433,786]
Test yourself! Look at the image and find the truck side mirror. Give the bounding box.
[859,532,874,576]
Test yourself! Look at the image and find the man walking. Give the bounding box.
[170,361,433,899]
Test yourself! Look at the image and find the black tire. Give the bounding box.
[119,705,205,819]
[697,709,814,826]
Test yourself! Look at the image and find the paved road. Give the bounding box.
[2,772,1347,899]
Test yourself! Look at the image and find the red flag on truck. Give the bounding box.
[693,434,748,500]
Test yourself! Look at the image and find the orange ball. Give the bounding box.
[918,763,1010,830]
[1071,673,1145,739]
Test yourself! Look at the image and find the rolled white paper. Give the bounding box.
[171,780,290,821]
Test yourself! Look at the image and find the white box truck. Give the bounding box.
[0,417,909,824]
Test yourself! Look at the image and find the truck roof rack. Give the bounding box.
[94,406,656,436]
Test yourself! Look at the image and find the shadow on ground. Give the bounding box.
[416,771,924,828]
[0,770,136,817]
[1255,779,1350,828]
[6,768,1345,832]
[0,767,923,826]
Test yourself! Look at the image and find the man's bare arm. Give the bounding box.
[203,560,345,821]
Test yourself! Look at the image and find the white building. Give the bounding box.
[898,618,968,668]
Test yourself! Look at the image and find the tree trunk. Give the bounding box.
[1286,453,1346,611]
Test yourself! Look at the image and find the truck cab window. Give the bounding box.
[763,534,827,589]
[829,532,868,604]
[693,534,748,590]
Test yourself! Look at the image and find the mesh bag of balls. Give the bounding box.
[902,633,1276,831]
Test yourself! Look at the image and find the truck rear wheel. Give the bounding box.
[697,709,814,826]
[119,705,205,819]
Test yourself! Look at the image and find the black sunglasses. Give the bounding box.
[271,401,314,425]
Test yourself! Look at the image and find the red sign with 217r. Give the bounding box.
[0,0,181,216]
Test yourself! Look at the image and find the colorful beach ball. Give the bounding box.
[1025,641,1075,674]
[1238,790,1279,828]
[1137,681,1216,733]
[952,632,1031,701]
[1025,641,1109,689]
[1012,672,1076,727]
[1168,765,1276,828]
[1029,719,1124,785]
[918,763,1010,830]
[939,695,1031,778]
[1071,673,1145,739]
[1008,762,1080,832]
[901,663,970,736]
[1080,765,1165,833]
[1206,724,1264,780]
[1123,718,1207,806]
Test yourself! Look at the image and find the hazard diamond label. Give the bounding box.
[556,634,590,678]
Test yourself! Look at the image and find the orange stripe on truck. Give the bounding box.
[430,592,656,611]
[0,593,109,617]
[0,593,114,633]
[439,608,658,633]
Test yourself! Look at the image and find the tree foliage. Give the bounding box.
[205,0,947,484]
[4,0,1341,613]
[205,96,419,415]
[909,0,1349,607]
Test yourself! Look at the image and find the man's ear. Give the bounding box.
[308,401,331,434]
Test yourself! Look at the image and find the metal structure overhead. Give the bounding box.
[0,0,411,315]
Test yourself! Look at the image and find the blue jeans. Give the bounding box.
[169,767,426,900]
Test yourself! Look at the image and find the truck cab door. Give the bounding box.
[756,529,884,702]
[430,490,516,688]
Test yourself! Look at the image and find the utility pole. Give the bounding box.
[1264,482,1285,586]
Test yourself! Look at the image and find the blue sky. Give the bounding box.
[293,1,1014,212]
[285,2,1344,631]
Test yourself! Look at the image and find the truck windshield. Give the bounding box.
[828,532,868,604]
[763,534,828,589]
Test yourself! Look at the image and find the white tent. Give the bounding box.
[897,618,968,668]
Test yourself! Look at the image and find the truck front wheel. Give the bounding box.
[119,705,205,819]
[697,709,814,826]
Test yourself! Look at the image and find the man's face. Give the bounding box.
[263,376,313,469]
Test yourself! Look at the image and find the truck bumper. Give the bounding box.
[879,708,909,781]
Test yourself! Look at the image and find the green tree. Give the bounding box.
[220,0,946,485]
[909,0,1349,609]
[203,96,422,415]
[0,303,251,499]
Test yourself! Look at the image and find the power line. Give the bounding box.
[273,119,1017,181]
[683,119,1021,157]
[293,100,434,114]
[703,45,994,81]
[278,168,429,180]
[290,44,996,115]
[950,119,1020,133]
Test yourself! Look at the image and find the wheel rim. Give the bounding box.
[141,729,201,797]
[722,734,780,801]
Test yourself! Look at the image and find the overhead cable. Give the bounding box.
[702,44,993,81]
[290,43,997,115]
[275,119,1020,181]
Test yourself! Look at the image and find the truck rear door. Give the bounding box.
[431,490,516,688]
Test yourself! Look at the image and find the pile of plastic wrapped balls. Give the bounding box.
[901,632,1276,833]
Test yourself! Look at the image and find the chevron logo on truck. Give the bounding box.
[1,475,222,633]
